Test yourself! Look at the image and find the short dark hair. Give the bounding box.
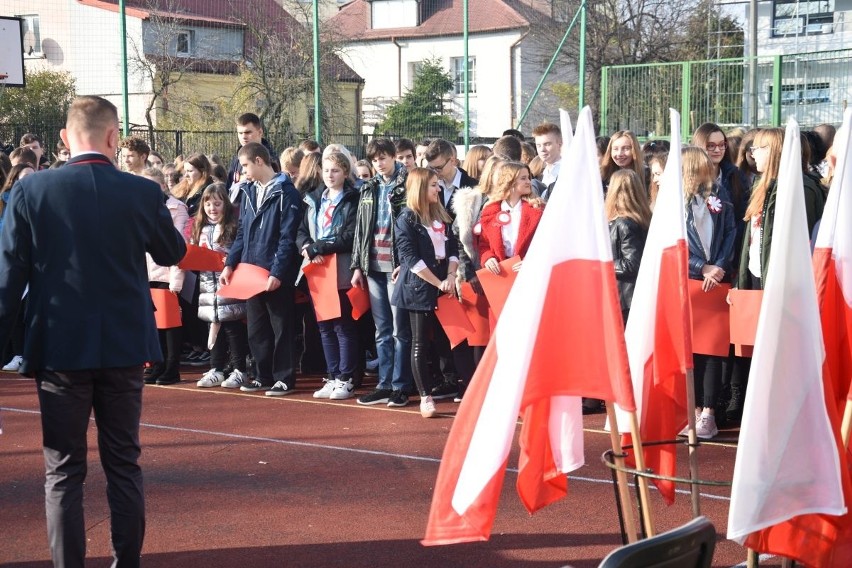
[394,138,416,155]
[236,113,262,128]
[9,147,38,167]
[423,139,454,162]
[366,138,396,161]
[502,128,525,141]
[492,135,522,161]
[120,136,150,156]
[238,142,271,165]
[299,139,321,153]
[20,133,43,147]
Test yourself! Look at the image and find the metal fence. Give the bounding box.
[600,49,852,139]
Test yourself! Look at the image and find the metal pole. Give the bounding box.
[748,0,758,126]
[312,0,322,144]
[516,0,585,129]
[578,0,586,111]
[463,0,470,152]
[119,0,130,136]
[772,55,782,126]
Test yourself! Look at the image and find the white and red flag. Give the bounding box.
[727,118,849,564]
[614,109,692,505]
[422,107,635,545]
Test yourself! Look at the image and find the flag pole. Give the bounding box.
[684,368,702,516]
[627,411,656,537]
[605,405,639,543]
[842,399,852,448]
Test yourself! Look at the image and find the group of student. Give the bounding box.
[0,114,836,427]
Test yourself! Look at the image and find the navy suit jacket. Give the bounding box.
[0,153,187,375]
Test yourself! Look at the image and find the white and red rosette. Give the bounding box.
[473,222,482,236]
[706,195,723,213]
[496,211,511,226]
[431,219,445,233]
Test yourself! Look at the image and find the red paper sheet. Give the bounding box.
[216,263,270,300]
[459,282,491,347]
[436,295,475,348]
[688,280,731,357]
[151,289,181,329]
[178,244,226,272]
[729,289,763,356]
[302,255,342,321]
[476,255,521,319]
[347,286,371,320]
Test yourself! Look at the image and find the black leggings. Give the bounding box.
[693,354,724,409]
[409,311,441,397]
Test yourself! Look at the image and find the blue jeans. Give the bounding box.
[317,290,359,378]
[367,270,412,391]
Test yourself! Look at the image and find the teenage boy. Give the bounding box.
[415,139,431,167]
[394,138,417,170]
[533,122,563,200]
[20,133,49,169]
[221,142,302,395]
[424,138,478,220]
[351,138,413,407]
[226,113,278,186]
[119,136,150,175]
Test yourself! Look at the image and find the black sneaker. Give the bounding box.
[156,374,181,385]
[357,388,393,406]
[265,381,296,397]
[240,379,270,393]
[190,351,211,367]
[431,381,459,400]
[387,390,409,407]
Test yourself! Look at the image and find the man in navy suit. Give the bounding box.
[0,96,186,568]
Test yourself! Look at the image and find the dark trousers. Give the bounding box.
[317,290,359,379]
[693,354,724,409]
[210,320,249,372]
[409,310,454,397]
[247,285,296,387]
[36,367,145,568]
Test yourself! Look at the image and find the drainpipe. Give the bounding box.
[509,30,529,131]
[392,37,403,98]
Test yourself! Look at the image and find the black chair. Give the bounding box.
[598,516,716,568]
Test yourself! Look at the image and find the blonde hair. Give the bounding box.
[744,128,784,220]
[605,169,652,230]
[681,146,715,201]
[405,167,451,225]
[600,131,645,185]
[462,145,492,181]
[489,161,532,203]
[322,151,352,182]
[476,155,506,198]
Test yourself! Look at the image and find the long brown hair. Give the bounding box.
[681,146,715,201]
[744,128,784,220]
[405,167,451,225]
[191,182,238,246]
[172,153,212,200]
[604,169,651,230]
[462,145,492,180]
[600,130,645,184]
[296,152,323,195]
[692,122,745,203]
[476,155,507,198]
[0,163,35,217]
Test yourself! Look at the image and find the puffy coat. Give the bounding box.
[147,195,188,292]
[197,222,246,323]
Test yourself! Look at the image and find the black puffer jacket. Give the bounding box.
[610,217,647,312]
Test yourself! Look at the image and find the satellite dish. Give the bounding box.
[22,30,36,55]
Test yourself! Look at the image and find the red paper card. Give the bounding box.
[688,280,731,357]
[729,289,763,356]
[302,255,342,321]
[178,244,226,272]
[436,294,475,348]
[459,282,491,347]
[346,286,371,320]
[476,255,521,319]
[217,263,270,300]
[151,289,181,329]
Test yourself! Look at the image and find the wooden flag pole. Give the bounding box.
[841,398,852,448]
[604,404,639,543]
[684,368,701,517]
[627,410,656,537]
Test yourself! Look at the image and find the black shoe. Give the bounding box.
[387,390,409,407]
[145,363,164,384]
[431,381,459,400]
[357,388,393,405]
[582,398,605,415]
[726,385,744,424]
[156,374,181,385]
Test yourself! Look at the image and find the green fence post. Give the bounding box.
[772,55,782,126]
[312,0,322,144]
[599,66,608,136]
[681,61,691,140]
[119,0,129,136]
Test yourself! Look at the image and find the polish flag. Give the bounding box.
[422,107,635,545]
[613,109,692,505]
[727,118,849,561]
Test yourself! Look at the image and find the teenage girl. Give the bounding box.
[192,182,250,389]
[297,152,360,400]
[683,147,736,439]
[392,167,460,418]
[600,131,645,194]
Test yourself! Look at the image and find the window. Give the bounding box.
[773,0,834,36]
[769,82,831,105]
[176,30,193,56]
[18,14,41,56]
[371,0,418,29]
[451,56,476,96]
[407,61,423,90]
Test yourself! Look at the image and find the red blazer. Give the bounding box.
[476,199,543,264]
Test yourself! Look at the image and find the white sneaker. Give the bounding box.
[695,414,719,439]
[329,378,355,400]
[313,378,336,399]
[420,395,437,418]
[678,409,702,436]
[2,355,23,372]
[196,369,225,388]
[221,369,246,389]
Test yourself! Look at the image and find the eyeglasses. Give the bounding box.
[706,142,727,152]
[429,159,450,173]
[749,145,769,155]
